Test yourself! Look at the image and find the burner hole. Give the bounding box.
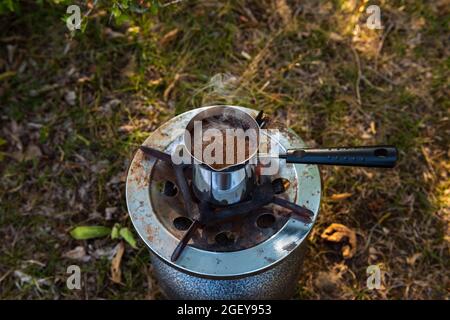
[374,148,388,157]
[162,181,178,197]
[215,232,235,246]
[256,213,276,228]
[173,216,192,231]
[272,178,290,194]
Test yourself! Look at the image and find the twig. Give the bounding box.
[366,66,399,86]
[351,46,362,106]
[161,0,184,7]
[85,0,98,18]
[375,23,394,69]
[360,74,387,92]
[0,270,13,284]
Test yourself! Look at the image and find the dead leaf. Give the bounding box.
[64,90,76,106]
[241,51,252,60]
[122,55,136,78]
[148,78,163,86]
[314,271,340,294]
[100,99,121,114]
[411,17,426,31]
[406,253,422,266]
[160,28,180,46]
[329,32,344,42]
[118,124,135,133]
[421,146,435,173]
[23,144,42,161]
[321,223,357,259]
[105,207,117,220]
[127,26,140,34]
[14,270,32,284]
[92,246,117,260]
[369,121,376,134]
[63,246,91,262]
[103,27,125,39]
[275,0,292,27]
[368,246,379,263]
[14,270,49,288]
[330,193,352,201]
[111,242,125,284]
[107,172,126,185]
[163,73,182,101]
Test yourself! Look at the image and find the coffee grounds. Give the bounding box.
[190,115,255,170]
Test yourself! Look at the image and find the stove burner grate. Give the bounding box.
[139,145,313,262]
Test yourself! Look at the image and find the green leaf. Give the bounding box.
[119,227,137,249]
[150,0,159,15]
[70,226,111,240]
[0,71,16,81]
[114,13,131,26]
[120,0,129,9]
[80,19,88,33]
[111,224,120,240]
[5,0,15,11]
[0,0,19,14]
[39,126,49,144]
[112,5,121,18]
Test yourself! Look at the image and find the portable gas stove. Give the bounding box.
[126,105,397,299]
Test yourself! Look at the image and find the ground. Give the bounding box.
[0,0,448,299]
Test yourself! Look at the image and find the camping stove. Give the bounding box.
[126,106,321,299]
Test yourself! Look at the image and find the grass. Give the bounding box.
[0,0,448,299]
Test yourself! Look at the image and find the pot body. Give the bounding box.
[184,105,260,206]
[150,243,306,300]
[192,162,256,206]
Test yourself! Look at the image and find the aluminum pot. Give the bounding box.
[183,106,260,206]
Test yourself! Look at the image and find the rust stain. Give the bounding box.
[264,256,276,263]
[282,242,297,251]
[146,225,155,243]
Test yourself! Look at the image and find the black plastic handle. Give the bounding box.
[280,145,398,168]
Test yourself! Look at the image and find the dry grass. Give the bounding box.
[0,0,448,299]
